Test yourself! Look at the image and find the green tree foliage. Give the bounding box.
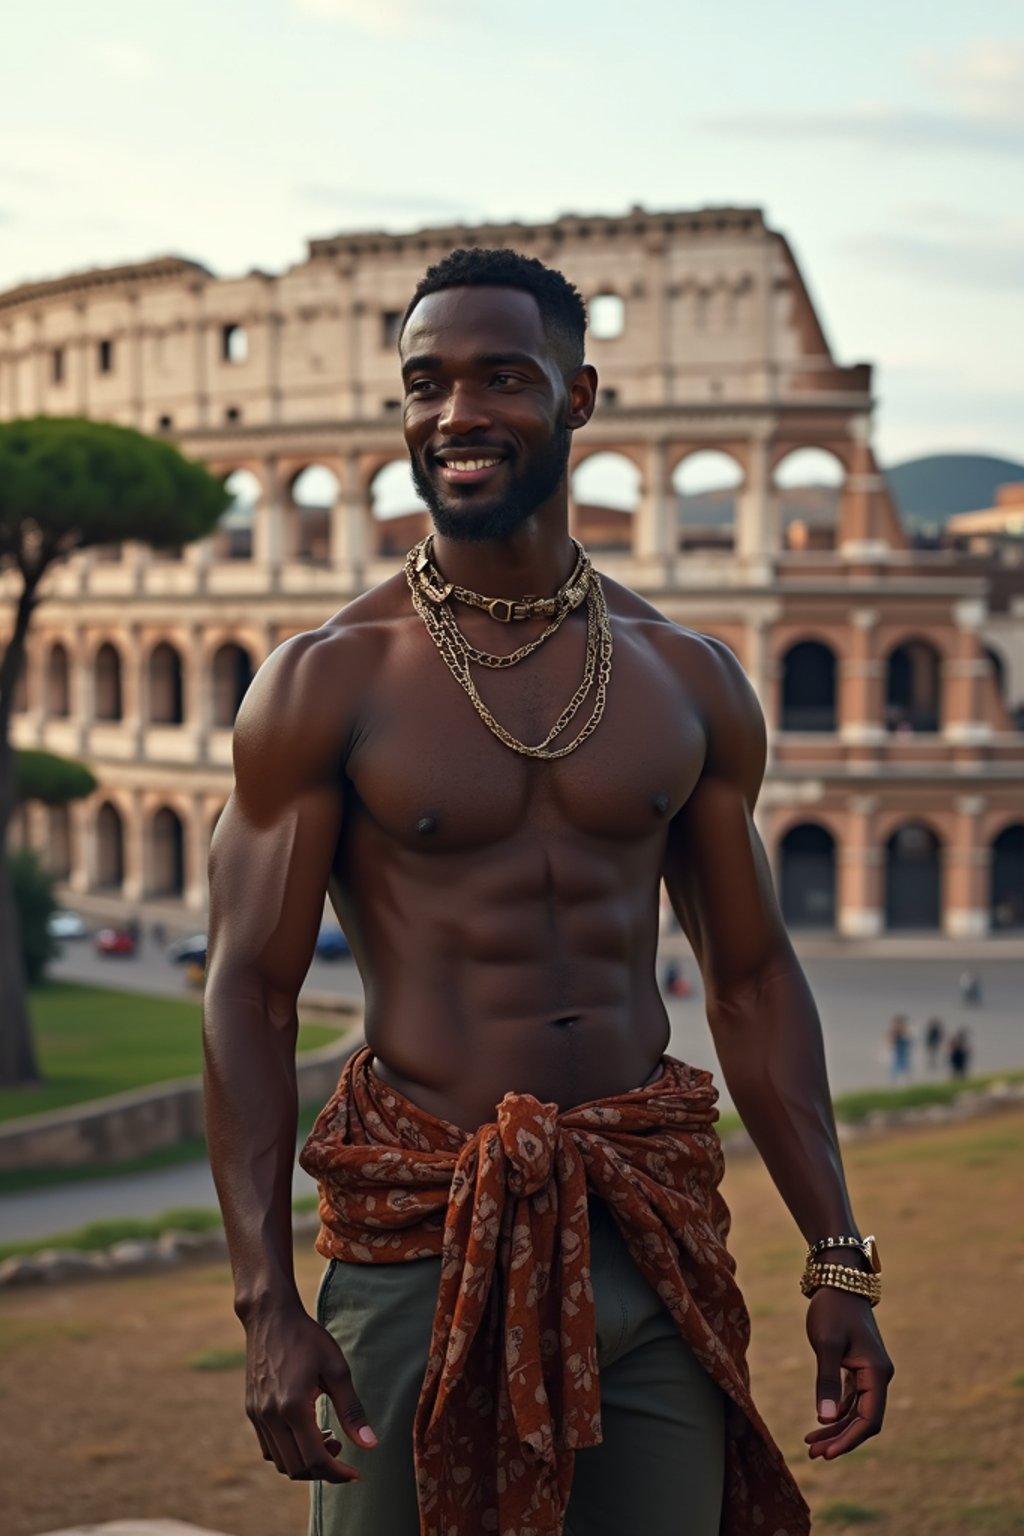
[15,749,97,806]
[9,847,58,987]
[0,417,230,1086]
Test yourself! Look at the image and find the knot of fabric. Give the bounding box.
[496,1094,559,1196]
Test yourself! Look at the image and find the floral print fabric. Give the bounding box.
[300,1048,809,1536]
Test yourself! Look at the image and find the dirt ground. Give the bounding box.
[2,1111,1023,1536]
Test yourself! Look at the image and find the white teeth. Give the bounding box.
[444,457,499,471]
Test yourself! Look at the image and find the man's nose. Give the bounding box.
[437,382,492,435]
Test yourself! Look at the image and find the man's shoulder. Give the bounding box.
[270,571,410,680]
[600,572,734,678]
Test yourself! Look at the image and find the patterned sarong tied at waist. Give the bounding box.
[300,1048,810,1536]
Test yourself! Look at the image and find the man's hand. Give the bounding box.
[243,1303,378,1482]
[804,1289,894,1460]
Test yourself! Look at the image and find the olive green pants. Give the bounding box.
[311,1198,725,1536]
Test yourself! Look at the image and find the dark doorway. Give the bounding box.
[885,823,941,929]
[781,642,837,732]
[991,824,1024,931]
[780,824,836,929]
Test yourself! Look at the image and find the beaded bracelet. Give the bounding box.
[800,1261,881,1307]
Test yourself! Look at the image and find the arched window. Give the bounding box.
[292,465,340,565]
[885,823,942,930]
[779,824,836,930]
[991,824,1024,930]
[151,806,185,896]
[571,453,640,551]
[94,643,123,722]
[45,642,70,718]
[780,641,837,732]
[886,640,942,733]
[222,324,249,364]
[370,461,430,557]
[148,642,184,726]
[219,469,259,561]
[212,643,255,728]
[673,451,743,554]
[774,448,845,552]
[96,801,125,889]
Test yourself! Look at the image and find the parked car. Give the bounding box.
[166,933,208,965]
[95,927,136,957]
[315,922,350,960]
[47,909,89,940]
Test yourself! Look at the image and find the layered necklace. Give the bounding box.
[404,534,613,760]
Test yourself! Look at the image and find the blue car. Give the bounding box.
[315,922,350,960]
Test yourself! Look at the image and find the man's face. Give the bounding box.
[400,286,579,543]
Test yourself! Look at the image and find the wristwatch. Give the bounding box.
[807,1234,881,1274]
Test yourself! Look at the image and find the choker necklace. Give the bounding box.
[412,535,590,623]
[404,536,613,761]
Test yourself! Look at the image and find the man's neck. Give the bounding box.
[429,518,577,600]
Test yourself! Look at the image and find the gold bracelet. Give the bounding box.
[800,1261,881,1307]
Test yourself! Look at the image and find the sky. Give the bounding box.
[1,0,1022,468]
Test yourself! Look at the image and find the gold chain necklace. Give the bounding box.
[404,536,614,760]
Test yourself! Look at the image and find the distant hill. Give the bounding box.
[884,454,1024,531]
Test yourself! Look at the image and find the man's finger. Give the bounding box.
[807,1366,889,1459]
[324,1358,378,1450]
[812,1336,845,1423]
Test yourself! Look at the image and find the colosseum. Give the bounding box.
[2,204,1023,939]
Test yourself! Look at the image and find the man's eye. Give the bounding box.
[408,380,435,395]
[492,373,521,387]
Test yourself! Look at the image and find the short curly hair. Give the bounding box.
[401,247,587,372]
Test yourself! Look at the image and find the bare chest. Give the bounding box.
[345,616,707,852]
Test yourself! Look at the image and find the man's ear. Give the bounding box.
[565,365,598,432]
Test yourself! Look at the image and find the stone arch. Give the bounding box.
[369,459,429,557]
[570,451,641,550]
[47,803,72,880]
[149,804,185,897]
[211,641,255,728]
[291,463,340,565]
[885,821,943,930]
[45,640,71,718]
[779,822,836,930]
[990,823,1024,930]
[217,468,260,561]
[148,641,184,725]
[672,449,744,554]
[773,446,847,553]
[95,800,125,890]
[885,637,942,733]
[94,641,124,722]
[780,639,838,732]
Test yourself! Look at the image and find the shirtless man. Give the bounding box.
[203,248,892,1536]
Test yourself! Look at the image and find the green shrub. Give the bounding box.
[8,847,58,984]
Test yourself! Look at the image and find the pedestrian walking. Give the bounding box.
[924,1018,944,1072]
[887,1015,912,1082]
[948,1028,972,1081]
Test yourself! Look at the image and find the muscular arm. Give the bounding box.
[663,635,892,1458]
[202,627,375,1481]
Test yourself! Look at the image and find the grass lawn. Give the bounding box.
[1,1109,1022,1536]
[0,983,341,1123]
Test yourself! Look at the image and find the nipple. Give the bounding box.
[652,792,670,817]
[416,814,438,835]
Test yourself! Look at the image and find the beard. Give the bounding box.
[409,427,571,544]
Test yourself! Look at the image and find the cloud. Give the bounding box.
[707,37,1024,160]
[290,0,461,34]
[704,107,1024,158]
[90,40,155,81]
[841,212,1024,290]
[920,39,1024,122]
[297,183,478,222]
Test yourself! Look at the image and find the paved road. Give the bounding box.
[3,948,1019,1244]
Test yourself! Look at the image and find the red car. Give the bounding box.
[95,927,137,957]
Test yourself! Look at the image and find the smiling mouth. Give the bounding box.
[435,453,506,485]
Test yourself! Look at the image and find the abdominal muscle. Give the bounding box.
[350,874,672,1132]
